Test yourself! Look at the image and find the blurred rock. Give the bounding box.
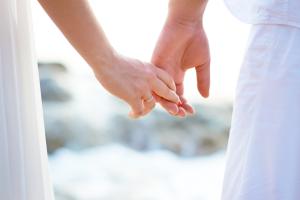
[108,104,232,157]
[38,62,110,153]
[40,78,71,102]
[38,62,67,78]
[38,62,72,102]
[44,113,110,153]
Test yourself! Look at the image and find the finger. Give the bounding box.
[128,99,144,119]
[153,67,176,91]
[141,93,156,116]
[142,99,156,116]
[178,96,195,114]
[175,83,194,115]
[175,82,184,97]
[180,103,194,115]
[177,107,186,117]
[151,78,180,104]
[195,61,210,98]
[153,94,179,116]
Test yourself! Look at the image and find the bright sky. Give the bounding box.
[32,0,250,105]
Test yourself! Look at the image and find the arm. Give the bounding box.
[38,0,180,118]
[152,0,210,117]
[168,0,208,23]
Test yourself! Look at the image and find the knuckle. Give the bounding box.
[133,83,143,95]
[167,76,174,84]
[133,91,141,99]
[163,72,174,86]
[168,75,175,85]
[159,68,168,77]
[138,83,149,94]
[145,69,156,81]
[165,87,172,96]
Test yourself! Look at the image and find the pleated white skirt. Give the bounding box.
[222,24,300,200]
[0,0,54,199]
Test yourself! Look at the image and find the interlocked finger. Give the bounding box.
[150,77,179,103]
[144,95,154,103]
[154,67,176,91]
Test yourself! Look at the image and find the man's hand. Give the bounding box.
[152,0,210,117]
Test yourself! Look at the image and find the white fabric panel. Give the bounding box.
[224,0,300,28]
[0,0,54,199]
[222,24,300,200]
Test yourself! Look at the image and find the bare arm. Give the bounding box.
[152,0,210,117]
[38,0,180,118]
[38,0,114,71]
[168,0,208,23]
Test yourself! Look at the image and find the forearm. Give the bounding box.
[38,0,115,71]
[168,0,208,25]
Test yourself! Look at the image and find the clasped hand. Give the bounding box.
[38,0,210,119]
[95,19,210,118]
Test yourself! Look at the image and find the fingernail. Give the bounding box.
[168,108,179,115]
[173,94,180,104]
[169,111,177,115]
[202,90,209,98]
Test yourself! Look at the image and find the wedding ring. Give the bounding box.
[144,96,154,103]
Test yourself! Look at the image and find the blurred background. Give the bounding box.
[32,0,250,199]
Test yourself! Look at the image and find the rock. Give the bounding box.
[38,62,72,102]
[38,62,109,153]
[40,78,71,102]
[38,62,67,78]
[44,110,111,154]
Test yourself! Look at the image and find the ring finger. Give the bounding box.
[142,93,156,116]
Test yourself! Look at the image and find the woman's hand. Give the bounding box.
[94,53,180,118]
[38,0,180,118]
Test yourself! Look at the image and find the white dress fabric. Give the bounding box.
[224,0,300,28]
[0,0,54,199]
[221,16,300,200]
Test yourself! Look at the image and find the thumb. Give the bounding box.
[195,61,210,98]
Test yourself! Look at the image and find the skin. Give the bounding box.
[38,0,180,118]
[152,0,210,117]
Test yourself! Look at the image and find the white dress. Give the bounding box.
[224,0,300,28]
[222,0,300,199]
[0,0,54,199]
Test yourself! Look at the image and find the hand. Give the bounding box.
[94,53,180,118]
[151,18,210,117]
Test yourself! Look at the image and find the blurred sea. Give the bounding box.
[50,144,225,200]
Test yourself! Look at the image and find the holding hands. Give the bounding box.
[39,0,209,118]
[152,0,210,117]
[93,54,180,118]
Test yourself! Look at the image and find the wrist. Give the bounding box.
[168,0,208,26]
[90,47,118,73]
